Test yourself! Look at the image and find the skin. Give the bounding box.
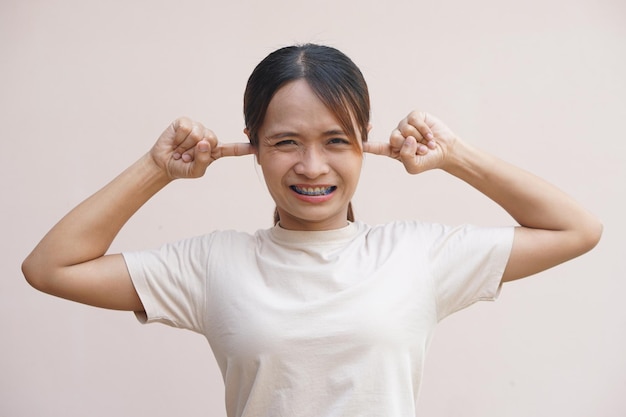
[251,80,367,231]
[21,80,602,313]
[365,112,602,282]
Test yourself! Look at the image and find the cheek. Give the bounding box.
[335,154,363,185]
[258,153,293,182]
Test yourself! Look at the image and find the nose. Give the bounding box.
[293,146,330,178]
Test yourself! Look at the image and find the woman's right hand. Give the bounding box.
[22,117,255,311]
[150,117,255,180]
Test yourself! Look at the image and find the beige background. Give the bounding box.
[2,0,624,416]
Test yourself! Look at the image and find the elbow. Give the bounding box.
[21,254,49,293]
[21,256,39,290]
[588,219,603,250]
[577,216,603,256]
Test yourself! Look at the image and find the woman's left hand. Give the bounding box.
[366,111,602,283]
[363,111,458,174]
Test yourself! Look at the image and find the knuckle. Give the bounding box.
[390,135,404,149]
[407,111,426,127]
[176,119,193,135]
[397,125,410,137]
[189,124,205,141]
[205,129,218,142]
[192,125,201,136]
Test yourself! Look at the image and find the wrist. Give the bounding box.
[133,153,174,191]
[440,139,494,182]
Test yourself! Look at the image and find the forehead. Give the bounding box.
[263,80,342,130]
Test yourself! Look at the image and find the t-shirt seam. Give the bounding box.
[199,233,215,335]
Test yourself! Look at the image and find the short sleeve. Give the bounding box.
[122,234,213,333]
[428,224,514,321]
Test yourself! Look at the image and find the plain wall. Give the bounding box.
[1,0,624,416]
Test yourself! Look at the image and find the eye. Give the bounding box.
[275,139,298,147]
[328,137,351,145]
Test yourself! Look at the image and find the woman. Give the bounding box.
[22,44,602,416]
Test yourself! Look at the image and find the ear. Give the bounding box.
[360,123,373,151]
[244,128,261,165]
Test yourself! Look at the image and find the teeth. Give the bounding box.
[291,186,336,196]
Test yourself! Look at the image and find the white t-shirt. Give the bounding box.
[123,220,514,417]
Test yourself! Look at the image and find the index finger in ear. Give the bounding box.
[214,142,256,158]
[362,141,392,156]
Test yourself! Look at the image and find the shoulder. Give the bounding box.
[140,229,260,257]
[361,220,513,249]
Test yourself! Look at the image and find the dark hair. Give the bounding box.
[243,44,370,225]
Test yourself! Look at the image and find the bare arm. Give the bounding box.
[363,111,602,282]
[22,118,254,310]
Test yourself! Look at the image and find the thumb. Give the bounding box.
[188,139,214,177]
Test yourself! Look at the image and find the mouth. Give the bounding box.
[290,185,337,196]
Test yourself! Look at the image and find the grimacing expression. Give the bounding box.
[253,80,365,231]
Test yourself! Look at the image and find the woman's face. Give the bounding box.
[253,79,365,231]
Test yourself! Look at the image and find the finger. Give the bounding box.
[389,129,405,153]
[172,125,200,160]
[399,136,419,166]
[399,137,431,174]
[406,111,436,148]
[187,139,214,177]
[171,121,215,161]
[170,118,194,156]
[178,124,209,161]
[213,142,255,159]
[362,141,392,156]
[171,117,193,145]
[399,136,429,164]
[399,123,436,151]
[398,121,424,143]
[184,126,218,161]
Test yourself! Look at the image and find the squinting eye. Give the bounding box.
[328,138,350,145]
[276,139,297,146]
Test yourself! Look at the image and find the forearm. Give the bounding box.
[442,139,602,280]
[368,110,602,281]
[443,140,596,233]
[23,154,171,282]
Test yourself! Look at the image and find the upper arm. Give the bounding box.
[23,253,144,312]
[501,225,601,283]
